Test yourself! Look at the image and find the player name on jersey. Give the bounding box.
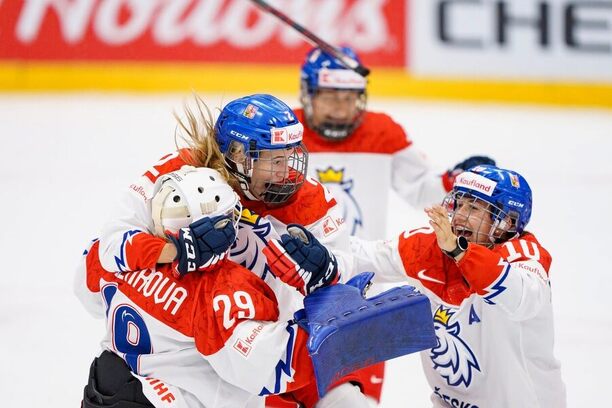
[115,268,187,315]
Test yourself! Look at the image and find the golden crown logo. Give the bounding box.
[434,307,454,325]
[240,207,261,225]
[317,167,345,184]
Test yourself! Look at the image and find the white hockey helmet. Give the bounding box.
[151,166,241,237]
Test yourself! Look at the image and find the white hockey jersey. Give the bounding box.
[75,236,315,408]
[350,228,566,408]
[295,109,448,240]
[74,149,364,407]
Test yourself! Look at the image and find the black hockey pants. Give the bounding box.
[82,350,155,408]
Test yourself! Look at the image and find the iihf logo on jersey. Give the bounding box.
[430,306,481,388]
[316,167,363,235]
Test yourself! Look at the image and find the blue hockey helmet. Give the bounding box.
[300,46,367,140]
[445,165,532,245]
[215,94,308,206]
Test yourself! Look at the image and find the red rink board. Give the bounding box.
[0,0,406,67]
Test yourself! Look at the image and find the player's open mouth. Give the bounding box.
[453,226,473,238]
[323,119,349,126]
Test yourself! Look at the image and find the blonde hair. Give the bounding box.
[173,94,238,189]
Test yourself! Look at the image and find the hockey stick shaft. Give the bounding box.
[250,0,371,77]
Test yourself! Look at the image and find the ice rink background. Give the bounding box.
[1,92,610,407]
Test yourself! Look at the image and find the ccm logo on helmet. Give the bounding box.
[508,200,525,208]
[230,130,249,141]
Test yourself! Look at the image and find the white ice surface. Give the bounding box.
[0,93,610,407]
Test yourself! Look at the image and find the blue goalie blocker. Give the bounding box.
[294,272,436,397]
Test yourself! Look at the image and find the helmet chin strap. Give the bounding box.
[226,157,260,202]
[487,218,518,246]
[239,179,259,201]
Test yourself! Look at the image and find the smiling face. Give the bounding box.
[247,145,308,206]
[250,149,292,198]
[449,193,496,246]
[224,137,308,205]
[448,192,515,247]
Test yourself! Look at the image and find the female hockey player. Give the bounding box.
[346,165,567,407]
[92,94,372,407]
[75,166,322,407]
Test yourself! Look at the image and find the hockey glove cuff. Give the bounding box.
[263,224,339,295]
[167,215,236,278]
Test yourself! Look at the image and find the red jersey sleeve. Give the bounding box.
[99,149,192,272]
[458,232,552,293]
[143,149,194,183]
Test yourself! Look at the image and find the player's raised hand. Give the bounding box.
[263,224,339,295]
[167,215,236,278]
[425,205,457,253]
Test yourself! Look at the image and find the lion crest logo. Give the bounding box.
[430,306,481,387]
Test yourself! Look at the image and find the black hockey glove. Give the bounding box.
[263,224,340,295]
[167,215,236,277]
[452,155,496,173]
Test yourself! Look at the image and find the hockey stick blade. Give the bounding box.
[250,0,370,77]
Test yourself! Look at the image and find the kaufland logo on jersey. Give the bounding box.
[129,184,147,201]
[270,123,303,145]
[318,69,367,90]
[455,172,497,197]
[243,324,264,346]
[233,339,251,358]
[322,216,339,237]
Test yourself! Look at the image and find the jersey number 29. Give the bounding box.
[213,291,255,329]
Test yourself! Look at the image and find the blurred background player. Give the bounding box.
[349,165,566,407]
[295,46,495,240]
[75,166,322,408]
[94,93,378,407]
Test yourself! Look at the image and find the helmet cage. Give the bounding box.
[443,190,519,247]
[300,85,367,140]
[224,140,308,206]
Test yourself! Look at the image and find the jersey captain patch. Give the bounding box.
[315,166,363,235]
[430,306,481,388]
